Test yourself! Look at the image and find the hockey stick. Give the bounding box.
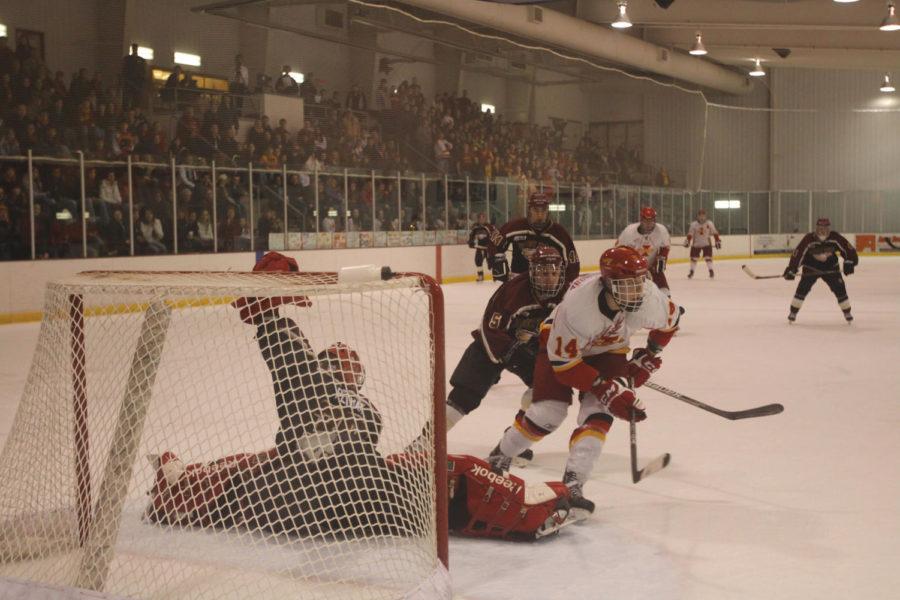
[742,264,839,280]
[741,264,783,280]
[882,236,899,250]
[630,409,671,484]
[644,381,784,420]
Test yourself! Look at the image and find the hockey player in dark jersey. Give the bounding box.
[783,217,859,323]
[446,247,567,444]
[467,212,497,282]
[488,191,579,286]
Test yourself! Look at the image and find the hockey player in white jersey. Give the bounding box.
[684,209,721,278]
[488,246,682,518]
[617,206,671,295]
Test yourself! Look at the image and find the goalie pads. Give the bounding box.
[447,454,572,541]
[492,254,510,281]
[144,449,277,527]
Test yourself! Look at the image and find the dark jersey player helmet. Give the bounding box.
[528,246,565,302]
[600,246,649,313]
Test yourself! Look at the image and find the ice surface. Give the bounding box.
[2,257,899,600]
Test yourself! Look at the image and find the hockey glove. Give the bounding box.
[783,268,796,281]
[627,348,662,388]
[591,377,645,422]
[505,339,539,385]
[657,256,667,274]
[492,254,510,281]
[843,261,855,276]
[683,239,690,248]
[715,240,722,250]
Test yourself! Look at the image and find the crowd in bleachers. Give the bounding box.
[0,38,669,260]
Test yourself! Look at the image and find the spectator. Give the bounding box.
[161,65,185,105]
[218,205,242,251]
[195,208,214,251]
[102,207,130,256]
[135,207,166,254]
[346,84,367,111]
[434,132,452,174]
[374,79,388,111]
[98,171,123,222]
[230,54,249,112]
[299,73,316,103]
[275,65,299,95]
[121,43,147,110]
[0,203,15,260]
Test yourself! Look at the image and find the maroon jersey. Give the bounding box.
[488,218,579,286]
[788,231,858,273]
[473,272,564,365]
[467,223,497,250]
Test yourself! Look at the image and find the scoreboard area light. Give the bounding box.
[714,199,741,209]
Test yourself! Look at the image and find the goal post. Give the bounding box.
[0,270,449,600]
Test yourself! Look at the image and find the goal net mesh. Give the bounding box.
[0,271,449,600]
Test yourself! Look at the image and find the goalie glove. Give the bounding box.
[627,348,662,388]
[492,254,510,281]
[591,377,645,422]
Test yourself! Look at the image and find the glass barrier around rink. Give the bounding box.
[5,153,900,263]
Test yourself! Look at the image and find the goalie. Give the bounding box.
[144,252,574,542]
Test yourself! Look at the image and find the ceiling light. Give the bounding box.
[689,32,708,56]
[749,58,765,77]
[612,2,633,29]
[833,0,859,4]
[881,2,900,31]
[880,73,895,92]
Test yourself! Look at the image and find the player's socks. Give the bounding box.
[446,403,465,431]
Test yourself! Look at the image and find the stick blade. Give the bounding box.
[742,264,758,279]
[633,453,671,483]
[726,403,785,420]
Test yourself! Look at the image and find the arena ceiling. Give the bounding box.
[193,0,900,92]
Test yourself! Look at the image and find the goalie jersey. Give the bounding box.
[544,274,681,390]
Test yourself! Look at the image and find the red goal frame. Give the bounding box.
[69,270,448,569]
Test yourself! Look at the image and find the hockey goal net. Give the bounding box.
[0,269,448,599]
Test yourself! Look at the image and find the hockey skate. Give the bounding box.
[845,312,854,324]
[512,448,534,468]
[476,273,484,282]
[533,497,578,540]
[709,270,715,279]
[788,311,797,323]
[687,270,694,279]
[487,444,512,474]
[563,471,595,522]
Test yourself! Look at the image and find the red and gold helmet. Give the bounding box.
[318,343,366,388]
[528,246,565,302]
[599,246,649,312]
[640,206,657,221]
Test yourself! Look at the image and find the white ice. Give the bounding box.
[1,256,899,600]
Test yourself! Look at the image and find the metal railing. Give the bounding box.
[1,152,898,261]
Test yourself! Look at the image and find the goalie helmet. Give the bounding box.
[528,246,565,303]
[527,192,551,231]
[318,343,366,388]
[599,246,649,313]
